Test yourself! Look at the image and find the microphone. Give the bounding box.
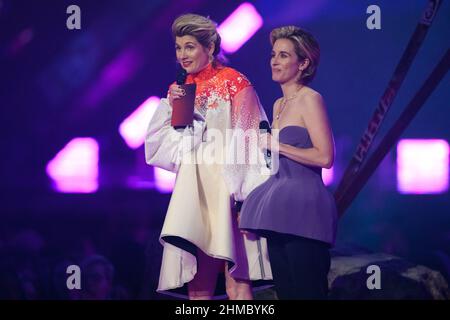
[176,68,187,85]
[259,121,271,169]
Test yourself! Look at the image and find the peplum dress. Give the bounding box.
[239,125,337,246]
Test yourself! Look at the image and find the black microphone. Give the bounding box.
[172,68,189,131]
[176,68,187,85]
[259,121,271,169]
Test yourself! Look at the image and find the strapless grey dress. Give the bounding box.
[239,125,337,245]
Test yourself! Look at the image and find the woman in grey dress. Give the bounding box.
[239,26,337,299]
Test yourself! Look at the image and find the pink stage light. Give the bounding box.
[323,166,334,186]
[154,167,176,193]
[397,139,449,194]
[218,2,263,53]
[46,138,99,193]
[119,96,160,149]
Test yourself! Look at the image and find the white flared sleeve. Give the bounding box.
[144,98,206,173]
[223,86,270,202]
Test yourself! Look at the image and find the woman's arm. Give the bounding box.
[224,85,269,201]
[144,98,205,172]
[277,92,335,168]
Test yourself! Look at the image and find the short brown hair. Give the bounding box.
[270,26,320,84]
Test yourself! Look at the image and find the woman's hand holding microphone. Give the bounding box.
[168,84,186,106]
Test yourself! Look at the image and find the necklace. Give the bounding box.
[275,86,303,120]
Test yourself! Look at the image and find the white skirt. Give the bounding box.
[157,159,272,294]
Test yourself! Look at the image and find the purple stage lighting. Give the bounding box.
[46,138,99,193]
[82,48,142,108]
[218,2,263,53]
[119,96,160,149]
[323,166,334,186]
[154,167,176,193]
[397,139,449,194]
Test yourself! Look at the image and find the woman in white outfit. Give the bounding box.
[144,14,272,300]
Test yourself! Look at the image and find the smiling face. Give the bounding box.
[175,35,212,74]
[270,38,304,85]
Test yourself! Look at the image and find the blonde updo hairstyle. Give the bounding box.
[270,26,320,84]
[172,13,226,66]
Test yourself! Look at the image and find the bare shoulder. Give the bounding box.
[300,87,324,104]
[273,97,283,111]
[299,87,326,112]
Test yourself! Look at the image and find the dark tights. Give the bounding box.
[267,233,330,300]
